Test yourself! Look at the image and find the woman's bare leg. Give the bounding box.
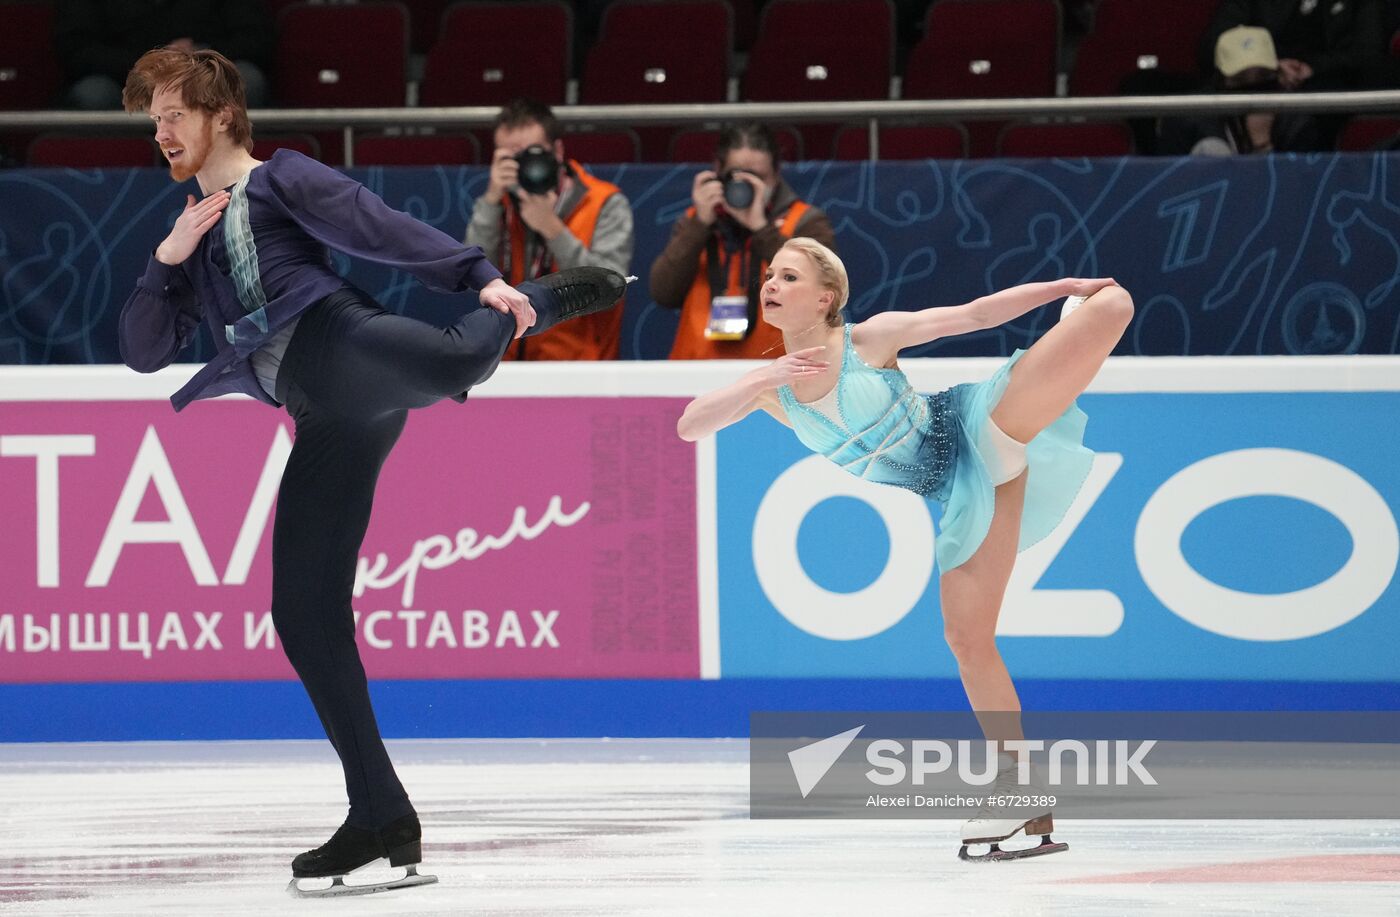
[940,472,1028,745]
[991,285,1134,443]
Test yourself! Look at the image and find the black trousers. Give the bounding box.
[270,286,514,829]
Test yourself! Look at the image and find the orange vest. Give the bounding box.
[500,161,623,360]
[668,200,811,360]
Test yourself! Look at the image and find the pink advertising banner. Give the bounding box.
[0,396,700,683]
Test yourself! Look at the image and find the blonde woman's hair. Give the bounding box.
[779,237,849,326]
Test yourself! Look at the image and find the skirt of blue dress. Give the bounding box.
[933,348,1094,573]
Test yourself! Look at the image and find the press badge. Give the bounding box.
[705,295,749,340]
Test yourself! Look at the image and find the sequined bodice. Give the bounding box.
[778,324,958,499]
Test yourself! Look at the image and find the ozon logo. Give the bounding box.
[751,449,1398,643]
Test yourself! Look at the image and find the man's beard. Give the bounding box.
[167,121,214,182]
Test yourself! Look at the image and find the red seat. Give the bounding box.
[354,132,481,165]
[1071,0,1217,96]
[997,121,1134,157]
[744,0,894,158]
[1336,116,1400,151]
[744,0,893,101]
[275,2,409,107]
[904,0,1059,156]
[28,135,159,168]
[581,0,732,104]
[560,129,642,164]
[0,2,62,109]
[832,123,969,159]
[905,0,1059,99]
[669,126,804,163]
[251,133,321,161]
[421,1,572,106]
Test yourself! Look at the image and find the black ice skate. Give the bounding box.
[287,814,437,898]
[519,266,629,336]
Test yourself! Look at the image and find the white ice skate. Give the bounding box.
[958,754,1067,862]
[1060,294,1088,321]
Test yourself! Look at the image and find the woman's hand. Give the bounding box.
[1063,277,1118,298]
[155,191,230,265]
[751,346,829,388]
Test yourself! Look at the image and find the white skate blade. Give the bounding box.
[1060,294,1087,320]
[287,863,438,898]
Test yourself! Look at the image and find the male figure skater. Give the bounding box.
[118,48,624,896]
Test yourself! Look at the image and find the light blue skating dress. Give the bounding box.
[776,323,1093,571]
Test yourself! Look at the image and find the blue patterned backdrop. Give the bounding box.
[3,153,1399,363]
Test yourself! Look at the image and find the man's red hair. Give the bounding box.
[122,48,254,152]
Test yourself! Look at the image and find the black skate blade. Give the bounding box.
[959,837,1069,862]
[287,864,438,898]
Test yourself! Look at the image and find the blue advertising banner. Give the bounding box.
[715,362,1400,682]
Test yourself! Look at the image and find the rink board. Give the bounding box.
[1,358,1398,739]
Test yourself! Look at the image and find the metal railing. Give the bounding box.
[4,92,1399,164]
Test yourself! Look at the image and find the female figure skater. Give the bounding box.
[118,49,623,895]
[677,238,1133,860]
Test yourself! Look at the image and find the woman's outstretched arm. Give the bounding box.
[676,346,828,441]
[853,278,1119,365]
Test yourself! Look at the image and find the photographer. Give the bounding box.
[466,99,634,360]
[650,123,837,360]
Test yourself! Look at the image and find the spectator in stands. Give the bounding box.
[56,0,271,110]
[650,123,837,360]
[465,99,634,360]
[1201,0,1389,91]
[1161,25,1323,154]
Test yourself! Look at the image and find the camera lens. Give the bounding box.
[515,144,559,195]
[722,171,755,210]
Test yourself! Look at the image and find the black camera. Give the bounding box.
[720,169,756,210]
[515,144,560,195]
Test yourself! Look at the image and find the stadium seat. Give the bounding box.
[742,0,894,161]
[353,132,481,165]
[744,0,894,102]
[1071,0,1217,96]
[669,126,805,163]
[275,2,409,108]
[1336,116,1400,151]
[251,133,321,161]
[0,2,62,109]
[28,135,160,168]
[903,0,1060,157]
[580,0,731,104]
[421,1,573,106]
[997,120,1134,157]
[832,123,969,159]
[560,128,642,163]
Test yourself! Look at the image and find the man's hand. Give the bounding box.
[479,277,536,339]
[486,147,520,201]
[726,172,769,232]
[155,191,230,266]
[1278,58,1313,90]
[691,170,723,225]
[516,190,565,240]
